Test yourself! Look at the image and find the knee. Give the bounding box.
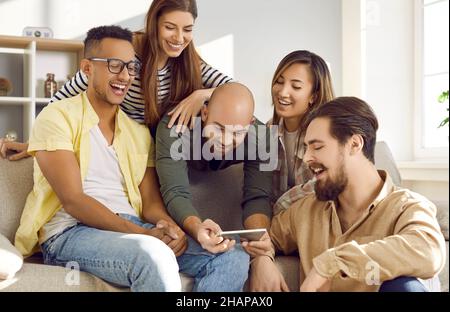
[130,235,181,291]
[379,276,428,292]
[224,245,250,273]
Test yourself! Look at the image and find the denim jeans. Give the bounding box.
[41,214,249,292]
[379,277,429,292]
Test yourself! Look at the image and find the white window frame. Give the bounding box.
[414,0,449,161]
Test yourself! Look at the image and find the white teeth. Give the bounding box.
[278,99,291,105]
[167,41,183,48]
[311,167,324,173]
[111,83,126,90]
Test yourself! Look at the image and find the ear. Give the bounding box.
[200,105,208,123]
[349,134,364,156]
[309,93,317,105]
[80,59,93,78]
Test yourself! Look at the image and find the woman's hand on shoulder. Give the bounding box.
[167,89,209,133]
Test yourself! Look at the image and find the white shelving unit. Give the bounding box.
[0,35,83,141]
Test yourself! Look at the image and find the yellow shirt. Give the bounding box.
[270,171,446,291]
[15,92,154,257]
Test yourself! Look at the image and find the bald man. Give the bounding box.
[155,83,274,277]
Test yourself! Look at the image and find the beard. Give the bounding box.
[314,160,348,202]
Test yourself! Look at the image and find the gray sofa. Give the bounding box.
[0,142,448,291]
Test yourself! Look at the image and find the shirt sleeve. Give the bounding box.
[241,124,273,222]
[273,179,315,215]
[312,197,446,283]
[27,105,74,155]
[269,202,299,255]
[200,62,234,88]
[147,135,156,168]
[50,70,88,103]
[155,116,200,226]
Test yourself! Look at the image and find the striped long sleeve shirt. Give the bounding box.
[50,60,233,124]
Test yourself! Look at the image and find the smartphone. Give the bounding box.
[219,228,267,241]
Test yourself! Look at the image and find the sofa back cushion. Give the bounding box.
[0,158,34,242]
[374,141,401,186]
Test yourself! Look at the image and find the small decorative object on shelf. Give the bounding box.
[0,77,13,96]
[44,73,57,98]
[22,26,54,39]
[5,130,18,142]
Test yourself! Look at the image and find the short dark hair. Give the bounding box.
[84,25,133,57]
[302,97,379,163]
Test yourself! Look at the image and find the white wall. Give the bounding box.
[362,0,448,203]
[194,0,343,123]
[364,0,415,161]
[0,0,149,39]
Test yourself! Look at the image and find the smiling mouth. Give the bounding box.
[109,82,128,96]
[310,164,326,178]
[278,98,292,106]
[166,41,184,49]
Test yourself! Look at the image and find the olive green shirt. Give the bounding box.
[155,115,273,226]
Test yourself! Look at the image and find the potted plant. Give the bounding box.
[438,90,449,128]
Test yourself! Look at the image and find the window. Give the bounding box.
[415,0,449,159]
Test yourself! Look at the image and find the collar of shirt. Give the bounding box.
[325,170,395,235]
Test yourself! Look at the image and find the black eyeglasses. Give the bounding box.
[88,58,141,76]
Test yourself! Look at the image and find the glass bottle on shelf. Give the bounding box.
[44,73,57,98]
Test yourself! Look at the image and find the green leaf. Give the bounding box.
[438,90,449,103]
[439,117,449,128]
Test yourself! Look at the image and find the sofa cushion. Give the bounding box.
[0,261,128,292]
[0,158,34,242]
[434,200,449,240]
[0,233,23,280]
[439,241,449,292]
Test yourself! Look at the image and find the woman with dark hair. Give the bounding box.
[269,50,335,214]
[1,0,232,159]
[243,51,336,291]
[2,1,250,292]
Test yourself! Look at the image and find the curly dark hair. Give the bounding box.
[84,25,133,57]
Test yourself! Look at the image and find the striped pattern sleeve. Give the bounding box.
[49,70,88,103]
[200,62,233,88]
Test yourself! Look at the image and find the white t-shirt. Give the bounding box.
[39,125,138,244]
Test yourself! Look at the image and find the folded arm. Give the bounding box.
[313,200,446,283]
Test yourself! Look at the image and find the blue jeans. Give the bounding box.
[379,277,429,292]
[41,214,249,292]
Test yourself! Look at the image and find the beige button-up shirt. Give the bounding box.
[270,171,446,291]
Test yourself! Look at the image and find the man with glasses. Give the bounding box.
[15,26,184,291]
[155,82,276,283]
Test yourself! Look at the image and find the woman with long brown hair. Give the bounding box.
[269,50,335,213]
[247,50,336,292]
[0,0,232,159]
[0,0,251,292]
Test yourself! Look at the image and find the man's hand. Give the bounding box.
[144,220,188,257]
[0,138,30,160]
[300,267,331,292]
[241,232,274,258]
[197,219,235,254]
[249,256,290,292]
